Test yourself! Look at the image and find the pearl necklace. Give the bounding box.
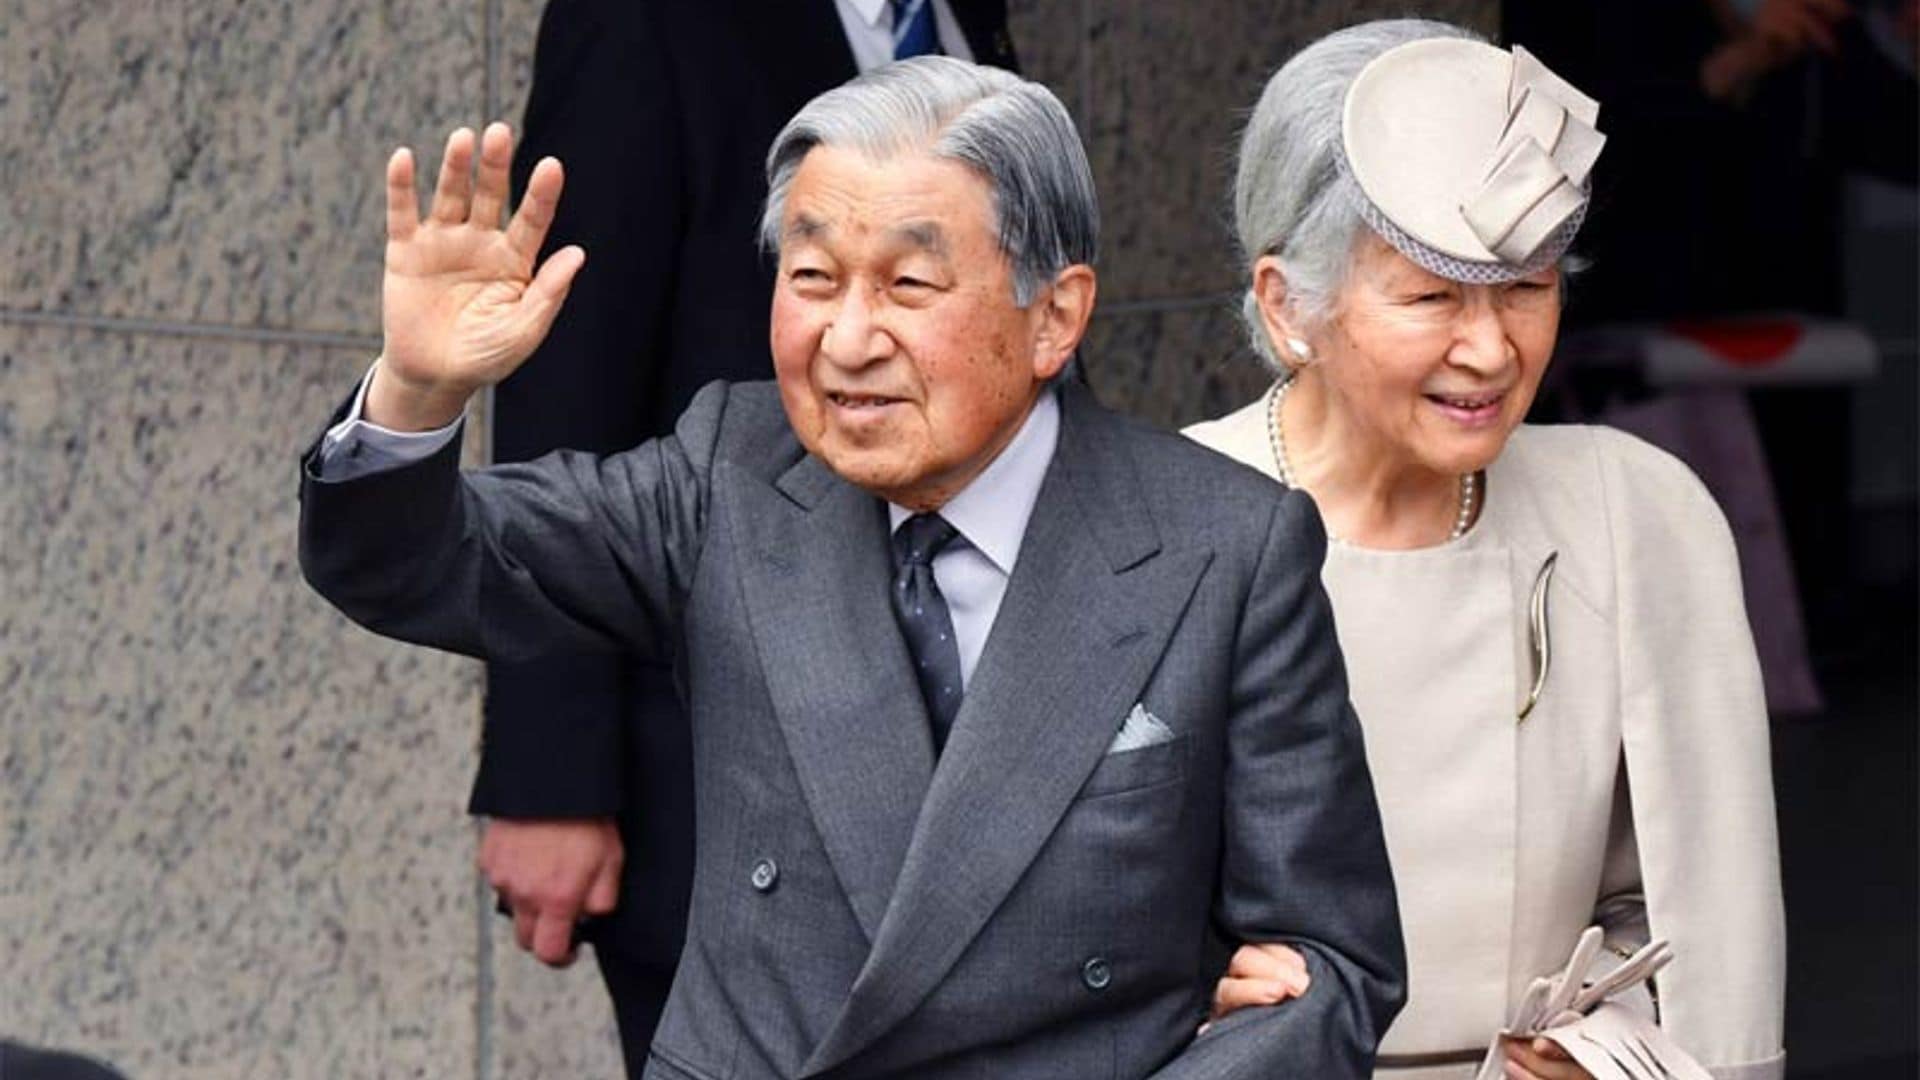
[1264,378,1478,543]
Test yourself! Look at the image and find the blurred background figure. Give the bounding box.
[474,2,1016,1076]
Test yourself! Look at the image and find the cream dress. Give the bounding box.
[1185,399,1786,1080]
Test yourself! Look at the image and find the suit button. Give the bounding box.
[1081,957,1112,991]
[750,858,779,893]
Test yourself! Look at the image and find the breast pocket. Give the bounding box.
[1076,735,1189,799]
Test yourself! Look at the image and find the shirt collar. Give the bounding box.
[887,388,1060,575]
[844,0,890,29]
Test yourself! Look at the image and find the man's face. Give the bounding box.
[770,145,1070,511]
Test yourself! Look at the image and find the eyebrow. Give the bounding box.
[786,215,829,242]
[888,222,949,256]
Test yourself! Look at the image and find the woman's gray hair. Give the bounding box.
[760,56,1098,307]
[1234,19,1484,370]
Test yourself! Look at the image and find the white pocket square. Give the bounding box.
[1107,703,1175,754]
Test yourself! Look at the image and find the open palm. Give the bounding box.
[374,123,583,429]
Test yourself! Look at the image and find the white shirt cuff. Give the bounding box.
[315,359,464,481]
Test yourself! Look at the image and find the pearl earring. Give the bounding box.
[1285,337,1313,362]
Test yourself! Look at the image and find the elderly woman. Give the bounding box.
[1188,19,1786,1080]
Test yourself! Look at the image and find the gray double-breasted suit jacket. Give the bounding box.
[299,379,1405,1079]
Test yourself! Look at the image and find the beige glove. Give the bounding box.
[1476,927,1709,1080]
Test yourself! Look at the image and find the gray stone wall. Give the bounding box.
[1,2,1493,1076]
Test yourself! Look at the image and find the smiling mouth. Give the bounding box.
[827,391,904,410]
[1426,392,1504,410]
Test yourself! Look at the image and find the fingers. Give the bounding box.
[513,903,537,953]
[386,147,419,243]
[1503,1036,1589,1080]
[499,886,583,967]
[430,127,476,224]
[1803,9,1842,51]
[530,907,580,967]
[512,244,587,346]
[1226,943,1309,983]
[469,121,514,228]
[1211,975,1303,1019]
[584,843,622,916]
[1531,1038,1574,1061]
[506,156,566,262]
[1780,3,1840,51]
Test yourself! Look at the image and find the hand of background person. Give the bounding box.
[369,122,585,432]
[1702,0,1851,101]
[1500,1035,1596,1080]
[480,817,624,967]
[1749,0,1850,56]
[1203,942,1311,1032]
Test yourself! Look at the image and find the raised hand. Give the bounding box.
[369,122,586,431]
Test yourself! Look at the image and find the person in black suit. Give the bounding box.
[0,1042,128,1080]
[474,2,1017,1074]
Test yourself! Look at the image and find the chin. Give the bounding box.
[816,447,916,499]
[1429,430,1514,475]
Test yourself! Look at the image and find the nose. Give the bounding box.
[820,285,893,370]
[1449,291,1517,376]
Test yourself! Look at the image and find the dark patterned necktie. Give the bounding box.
[889,0,940,60]
[890,513,964,753]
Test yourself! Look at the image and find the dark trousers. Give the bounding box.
[597,947,678,1078]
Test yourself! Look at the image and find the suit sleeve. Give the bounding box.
[1152,490,1406,1079]
[298,381,731,670]
[474,0,687,819]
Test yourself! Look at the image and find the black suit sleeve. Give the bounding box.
[472,0,686,819]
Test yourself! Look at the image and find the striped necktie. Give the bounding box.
[890,0,940,60]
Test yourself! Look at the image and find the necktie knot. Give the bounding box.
[894,513,960,568]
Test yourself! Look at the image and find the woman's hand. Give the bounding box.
[1204,942,1311,1031]
[1501,1035,1595,1080]
[370,122,586,431]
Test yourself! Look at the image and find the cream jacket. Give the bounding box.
[1186,402,1786,1080]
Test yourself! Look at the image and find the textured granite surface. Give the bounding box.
[488,927,624,1080]
[0,326,485,1079]
[0,3,485,334]
[1087,0,1503,304]
[1083,302,1273,432]
[1007,0,1086,121]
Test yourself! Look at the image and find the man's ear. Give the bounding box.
[1030,264,1097,381]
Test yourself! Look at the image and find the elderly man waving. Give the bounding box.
[300,57,1403,1079]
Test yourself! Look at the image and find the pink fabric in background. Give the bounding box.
[1599,388,1825,715]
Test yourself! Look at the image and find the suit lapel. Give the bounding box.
[727,454,935,943]
[802,388,1213,1075]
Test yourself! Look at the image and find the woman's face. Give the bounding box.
[1301,234,1561,476]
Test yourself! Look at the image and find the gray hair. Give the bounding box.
[1233,19,1484,370]
[760,56,1098,307]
